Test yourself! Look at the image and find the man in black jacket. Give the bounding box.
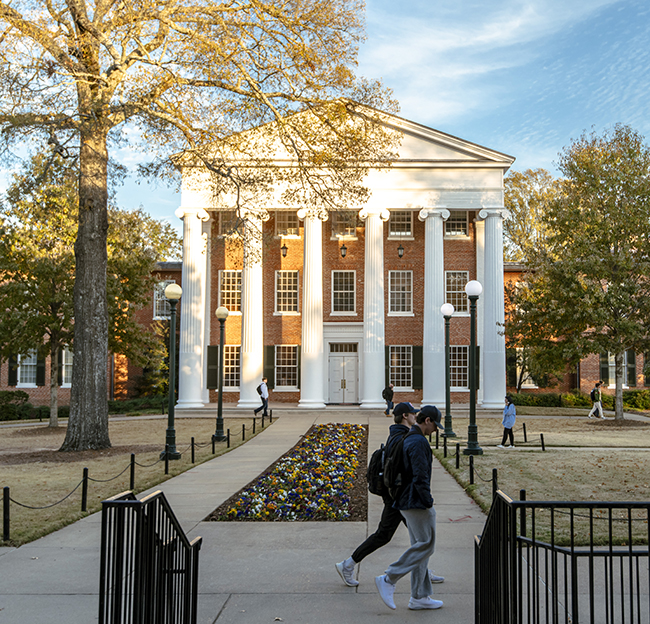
[382,383,394,415]
[375,405,445,611]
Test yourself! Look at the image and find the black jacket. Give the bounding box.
[394,425,434,510]
[382,386,394,401]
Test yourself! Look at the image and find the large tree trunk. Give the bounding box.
[614,351,625,421]
[60,125,111,451]
[49,343,59,428]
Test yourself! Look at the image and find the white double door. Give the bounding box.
[328,344,359,404]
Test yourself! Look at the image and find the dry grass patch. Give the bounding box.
[0,416,268,546]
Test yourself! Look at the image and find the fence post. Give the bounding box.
[540,433,546,452]
[270,409,273,423]
[242,424,246,441]
[253,418,256,435]
[469,455,474,485]
[520,489,527,537]
[191,437,195,464]
[165,446,169,475]
[523,422,528,443]
[3,486,9,542]
[435,429,439,449]
[81,467,89,512]
[443,435,447,458]
[130,454,135,491]
[492,468,498,499]
[262,414,265,428]
[456,443,460,469]
[212,436,215,454]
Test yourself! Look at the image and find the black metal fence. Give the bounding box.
[476,490,650,623]
[99,490,202,624]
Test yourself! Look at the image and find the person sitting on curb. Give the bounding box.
[335,402,444,588]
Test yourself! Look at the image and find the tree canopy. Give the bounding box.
[0,0,397,450]
[0,151,180,428]
[507,125,650,419]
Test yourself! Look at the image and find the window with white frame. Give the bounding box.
[389,271,413,314]
[18,350,38,386]
[389,345,412,389]
[62,348,73,386]
[153,280,175,319]
[332,270,355,313]
[276,211,299,237]
[331,211,358,238]
[276,345,299,388]
[516,347,537,388]
[445,271,469,313]
[223,345,241,387]
[445,211,469,236]
[275,271,299,313]
[388,210,413,237]
[219,270,242,312]
[450,346,469,389]
[607,350,636,387]
[218,210,239,236]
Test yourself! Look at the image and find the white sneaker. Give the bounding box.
[375,575,396,610]
[496,444,505,449]
[506,445,515,449]
[408,596,444,610]
[429,570,445,583]
[335,560,359,587]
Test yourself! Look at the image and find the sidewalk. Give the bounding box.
[0,410,486,624]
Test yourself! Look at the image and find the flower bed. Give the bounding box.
[209,423,366,521]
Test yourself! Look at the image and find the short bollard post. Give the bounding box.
[3,486,9,542]
[435,429,439,449]
[540,433,546,452]
[270,409,273,423]
[227,429,231,448]
[212,436,215,454]
[191,437,195,464]
[469,455,474,485]
[165,445,169,475]
[242,423,246,441]
[262,414,265,428]
[253,418,256,434]
[443,435,447,458]
[492,468,498,499]
[130,454,135,491]
[456,443,460,469]
[523,422,528,443]
[520,489,527,537]
[81,467,89,512]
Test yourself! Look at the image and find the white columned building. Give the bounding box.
[419,208,449,405]
[297,209,326,408]
[238,209,269,408]
[360,207,389,409]
[478,208,508,408]
[176,207,210,408]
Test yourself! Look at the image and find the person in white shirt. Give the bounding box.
[254,377,269,417]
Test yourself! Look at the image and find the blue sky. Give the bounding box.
[116,0,650,233]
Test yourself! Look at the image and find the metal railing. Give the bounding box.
[99,490,202,624]
[476,490,650,623]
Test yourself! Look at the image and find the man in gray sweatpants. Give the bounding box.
[375,405,444,611]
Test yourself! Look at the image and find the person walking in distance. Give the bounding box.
[375,405,445,611]
[335,402,444,588]
[382,383,394,416]
[254,377,269,418]
[497,395,516,449]
[588,381,604,419]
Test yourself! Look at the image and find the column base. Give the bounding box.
[297,400,326,409]
[360,400,386,409]
[176,400,205,409]
[238,399,261,409]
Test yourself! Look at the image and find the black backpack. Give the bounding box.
[383,431,416,500]
[256,384,263,396]
[590,388,596,401]
[366,444,387,496]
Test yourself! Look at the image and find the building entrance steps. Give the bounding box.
[0,411,485,624]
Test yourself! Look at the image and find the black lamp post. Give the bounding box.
[161,283,182,460]
[212,306,229,442]
[463,280,483,455]
[440,302,456,438]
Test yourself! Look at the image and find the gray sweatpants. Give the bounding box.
[385,506,436,599]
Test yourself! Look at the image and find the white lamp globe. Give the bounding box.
[164,283,182,301]
[464,280,483,298]
[440,303,455,317]
[215,306,229,321]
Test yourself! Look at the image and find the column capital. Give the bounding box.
[175,207,210,221]
[297,207,329,221]
[477,207,510,221]
[418,207,450,222]
[359,207,389,222]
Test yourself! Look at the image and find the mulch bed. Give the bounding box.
[0,445,159,465]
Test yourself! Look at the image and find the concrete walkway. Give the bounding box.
[0,410,486,623]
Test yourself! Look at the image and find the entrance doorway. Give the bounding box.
[328,343,359,404]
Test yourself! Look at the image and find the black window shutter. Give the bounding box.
[36,355,46,386]
[645,353,650,387]
[412,346,423,390]
[263,345,275,389]
[506,349,517,387]
[296,346,301,390]
[385,346,390,387]
[57,349,63,386]
[599,353,609,384]
[627,349,636,387]
[8,355,17,386]
[206,345,219,389]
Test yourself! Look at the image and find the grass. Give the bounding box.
[0,416,268,546]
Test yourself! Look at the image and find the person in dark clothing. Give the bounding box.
[382,384,394,416]
[335,402,444,588]
[375,405,445,611]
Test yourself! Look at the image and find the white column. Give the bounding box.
[419,208,449,406]
[176,207,210,408]
[238,208,269,408]
[475,218,485,405]
[477,208,508,408]
[360,207,390,409]
[201,217,212,405]
[297,209,326,408]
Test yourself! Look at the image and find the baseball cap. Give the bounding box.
[393,402,418,418]
[419,405,444,430]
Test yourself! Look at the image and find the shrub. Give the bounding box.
[508,393,562,407]
[108,396,166,414]
[559,391,591,407]
[622,389,650,411]
[0,390,32,421]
